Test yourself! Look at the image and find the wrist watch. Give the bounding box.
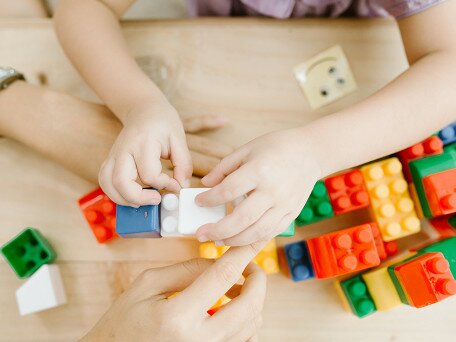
[0,67,25,90]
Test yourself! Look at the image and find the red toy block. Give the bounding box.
[78,188,117,243]
[430,215,456,238]
[307,223,381,279]
[370,222,387,261]
[423,168,456,217]
[393,252,456,308]
[324,170,370,215]
[398,136,443,181]
[383,240,399,257]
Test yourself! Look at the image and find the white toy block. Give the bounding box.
[160,193,180,237]
[16,264,67,315]
[178,188,226,235]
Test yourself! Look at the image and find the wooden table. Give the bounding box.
[0,18,454,341]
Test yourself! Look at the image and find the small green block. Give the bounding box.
[278,221,295,237]
[449,215,456,229]
[419,236,456,277]
[1,228,56,278]
[295,180,334,226]
[340,275,377,318]
[409,148,456,218]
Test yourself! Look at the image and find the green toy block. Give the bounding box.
[409,148,456,218]
[278,221,295,237]
[295,180,334,226]
[1,228,56,278]
[419,237,456,277]
[339,275,377,318]
[449,215,456,229]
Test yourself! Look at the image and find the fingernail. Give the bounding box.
[197,235,209,243]
[214,240,225,246]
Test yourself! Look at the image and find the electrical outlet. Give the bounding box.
[294,45,357,110]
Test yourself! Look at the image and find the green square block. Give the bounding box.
[449,215,456,229]
[278,221,295,237]
[419,237,456,277]
[409,148,456,218]
[295,180,334,226]
[340,275,377,318]
[1,228,56,278]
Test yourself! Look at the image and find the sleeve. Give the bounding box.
[372,0,447,19]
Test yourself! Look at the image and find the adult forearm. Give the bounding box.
[302,50,456,177]
[54,0,164,123]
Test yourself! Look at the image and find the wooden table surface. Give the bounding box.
[0,18,455,341]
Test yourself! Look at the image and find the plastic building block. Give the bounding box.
[419,236,456,276]
[253,239,279,274]
[438,121,456,146]
[430,215,456,238]
[409,149,456,218]
[397,136,443,181]
[423,168,456,217]
[409,183,424,219]
[362,265,402,311]
[370,222,387,261]
[284,241,314,281]
[278,221,295,237]
[160,193,180,237]
[78,188,117,243]
[383,240,399,258]
[1,228,56,278]
[199,242,228,259]
[361,158,420,241]
[116,204,161,238]
[387,252,418,304]
[391,252,456,308]
[296,180,334,226]
[15,264,67,315]
[306,223,381,279]
[178,188,226,235]
[334,280,351,312]
[324,169,370,215]
[339,275,377,318]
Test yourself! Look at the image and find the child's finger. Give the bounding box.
[112,153,162,206]
[208,263,266,337]
[175,244,265,313]
[201,148,249,187]
[98,159,131,206]
[182,115,228,133]
[196,165,257,207]
[170,134,193,188]
[221,208,284,246]
[187,134,233,159]
[196,191,272,242]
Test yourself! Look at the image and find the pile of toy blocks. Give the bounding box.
[1,228,67,315]
[281,120,456,317]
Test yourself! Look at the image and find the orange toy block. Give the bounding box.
[398,136,443,181]
[307,223,381,279]
[430,215,456,238]
[324,170,370,215]
[361,158,420,241]
[370,222,387,261]
[393,252,456,308]
[423,168,456,217]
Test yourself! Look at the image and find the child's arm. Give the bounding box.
[54,0,191,206]
[195,1,456,246]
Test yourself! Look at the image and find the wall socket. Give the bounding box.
[294,45,357,110]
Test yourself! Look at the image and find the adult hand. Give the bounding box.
[81,243,267,342]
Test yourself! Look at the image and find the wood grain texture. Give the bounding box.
[1,18,455,341]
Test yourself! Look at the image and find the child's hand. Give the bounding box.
[81,244,266,342]
[195,129,322,246]
[99,99,190,207]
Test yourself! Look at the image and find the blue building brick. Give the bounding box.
[284,241,314,281]
[116,204,161,238]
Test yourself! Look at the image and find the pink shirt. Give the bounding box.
[186,0,445,19]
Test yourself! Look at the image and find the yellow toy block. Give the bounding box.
[361,158,421,241]
[253,239,279,274]
[333,279,351,312]
[408,183,424,219]
[199,242,229,259]
[361,266,401,311]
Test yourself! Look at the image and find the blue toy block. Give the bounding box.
[438,121,456,146]
[284,241,314,282]
[115,204,161,238]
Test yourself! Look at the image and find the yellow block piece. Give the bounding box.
[333,279,351,312]
[408,183,424,219]
[199,242,229,259]
[253,239,280,274]
[361,158,421,241]
[362,266,402,311]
